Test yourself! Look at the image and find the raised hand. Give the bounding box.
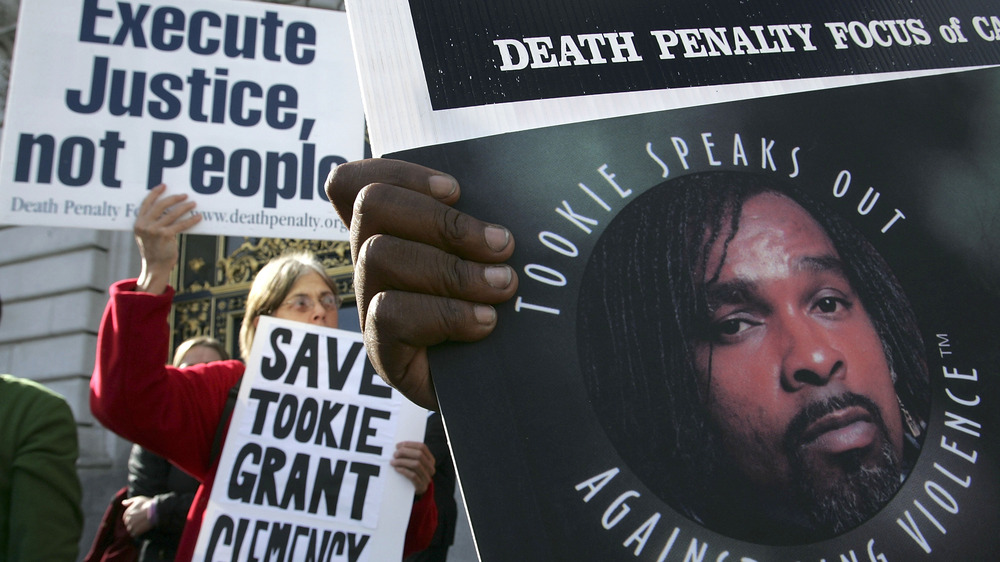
[325,159,518,410]
[133,184,201,294]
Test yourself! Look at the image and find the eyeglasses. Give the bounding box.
[278,293,341,314]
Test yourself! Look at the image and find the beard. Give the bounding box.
[691,391,905,544]
[784,392,903,536]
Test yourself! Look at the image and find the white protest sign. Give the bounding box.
[0,0,363,240]
[193,316,427,561]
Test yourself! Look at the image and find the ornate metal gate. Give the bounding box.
[170,234,354,359]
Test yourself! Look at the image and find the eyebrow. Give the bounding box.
[703,254,846,311]
[289,289,335,297]
[705,278,764,311]
[798,254,845,275]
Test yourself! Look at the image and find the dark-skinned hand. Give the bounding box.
[325,159,518,410]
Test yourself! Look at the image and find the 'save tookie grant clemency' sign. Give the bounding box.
[194,316,427,561]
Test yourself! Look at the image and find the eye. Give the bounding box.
[813,294,852,315]
[320,294,340,309]
[816,297,839,313]
[710,315,760,342]
[718,319,745,335]
[291,296,311,310]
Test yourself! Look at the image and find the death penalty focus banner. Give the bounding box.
[0,0,363,240]
[348,0,1000,156]
[193,316,427,561]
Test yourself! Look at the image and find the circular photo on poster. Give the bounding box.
[576,171,930,545]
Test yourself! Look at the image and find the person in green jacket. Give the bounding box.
[0,295,83,561]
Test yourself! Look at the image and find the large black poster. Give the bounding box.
[393,67,1000,560]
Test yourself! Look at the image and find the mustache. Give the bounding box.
[783,392,889,451]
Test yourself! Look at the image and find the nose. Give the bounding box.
[309,299,328,322]
[778,315,844,392]
[308,299,338,327]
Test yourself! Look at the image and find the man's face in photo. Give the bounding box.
[695,192,905,534]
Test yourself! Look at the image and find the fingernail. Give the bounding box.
[484,265,512,288]
[484,225,510,252]
[429,175,457,199]
[474,304,496,325]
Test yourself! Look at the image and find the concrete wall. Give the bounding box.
[0,224,139,557]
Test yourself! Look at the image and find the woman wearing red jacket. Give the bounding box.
[90,185,437,561]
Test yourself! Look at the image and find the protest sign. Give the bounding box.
[193,316,427,561]
[348,0,1000,156]
[345,0,1000,560]
[0,0,362,240]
